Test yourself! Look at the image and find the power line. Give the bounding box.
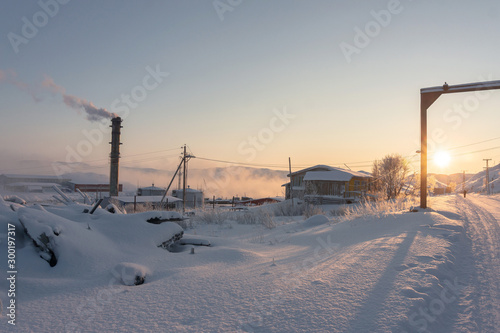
[194,157,290,169]
[447,136,500,151]
[451,146,500,157]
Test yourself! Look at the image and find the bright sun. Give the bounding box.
[434,151,451,168]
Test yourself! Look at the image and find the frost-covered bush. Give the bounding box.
[259,210,275,229]
[269,199,307,217]
[302,204,324,219]
[341,196,418,219]
[233,210,272,227]
[234,211,259,225]
[192,208,229,225]
[330,206,350,216]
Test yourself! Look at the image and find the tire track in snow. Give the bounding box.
[456,194,500,332]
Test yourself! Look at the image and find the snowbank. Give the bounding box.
[1,200,184,278]
[1,194,497,332]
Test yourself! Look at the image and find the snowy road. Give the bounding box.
[455,194,500,332]
[2,195,500,332]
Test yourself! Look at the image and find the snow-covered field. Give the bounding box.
[0,194,499,332]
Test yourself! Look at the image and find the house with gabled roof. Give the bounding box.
[282,165,372,204]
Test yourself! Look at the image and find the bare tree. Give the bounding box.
[371,160,383,193]
[372,154,410,200]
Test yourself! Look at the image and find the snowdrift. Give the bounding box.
[2,199,183,281]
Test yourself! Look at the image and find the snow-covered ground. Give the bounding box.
[0,194,499,332]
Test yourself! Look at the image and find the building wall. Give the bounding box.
[172,189,204,208]
[72,184,123,193]
[305,180,346,196]
[138,189,164,196]
[347,177,370,193]
[1,175,70,186]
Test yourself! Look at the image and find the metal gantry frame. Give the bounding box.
[420,80,500,208]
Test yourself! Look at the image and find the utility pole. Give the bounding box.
[462,170,466,193]
[289,157,294,206]
[462,170,467,197]
[484,159,492,195]
[183,145,187,213]
[177,156,182,190]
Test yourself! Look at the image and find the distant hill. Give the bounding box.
[459,163,500,194]
[429,172,474,186]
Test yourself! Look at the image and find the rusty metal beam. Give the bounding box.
[420,80,500,209]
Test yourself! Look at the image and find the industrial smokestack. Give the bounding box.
[109,117,122,197]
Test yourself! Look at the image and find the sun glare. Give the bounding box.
[434,151,451,168]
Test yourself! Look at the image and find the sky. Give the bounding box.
[1,0,500,195]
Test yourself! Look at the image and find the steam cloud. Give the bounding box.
[62,94,117,122]
[41,75,118,122]
[120,165,288,198]
[1,69,117,122]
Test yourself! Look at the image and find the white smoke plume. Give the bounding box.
[41,75,118,122]
[1,69,117,122]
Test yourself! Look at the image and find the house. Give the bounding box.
[172,187,204,209]
[282,165,372,204]
[137,184,165,196]
[432,180,452,195]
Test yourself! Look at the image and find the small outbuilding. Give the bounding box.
[172,187,204,209]
[137,184,166,196]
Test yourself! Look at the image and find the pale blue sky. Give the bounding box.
[1,0,500,182]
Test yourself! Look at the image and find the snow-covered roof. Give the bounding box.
[112,195,182,203]
[433,180,449,189]
[173,188,203,193]
[139,185,165,191]
[289,165,372,178]
[303,169,371,182]
[67,181,111,185]
[6,182,61,187]
[1,174,69,180]
[288,165,335,177]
